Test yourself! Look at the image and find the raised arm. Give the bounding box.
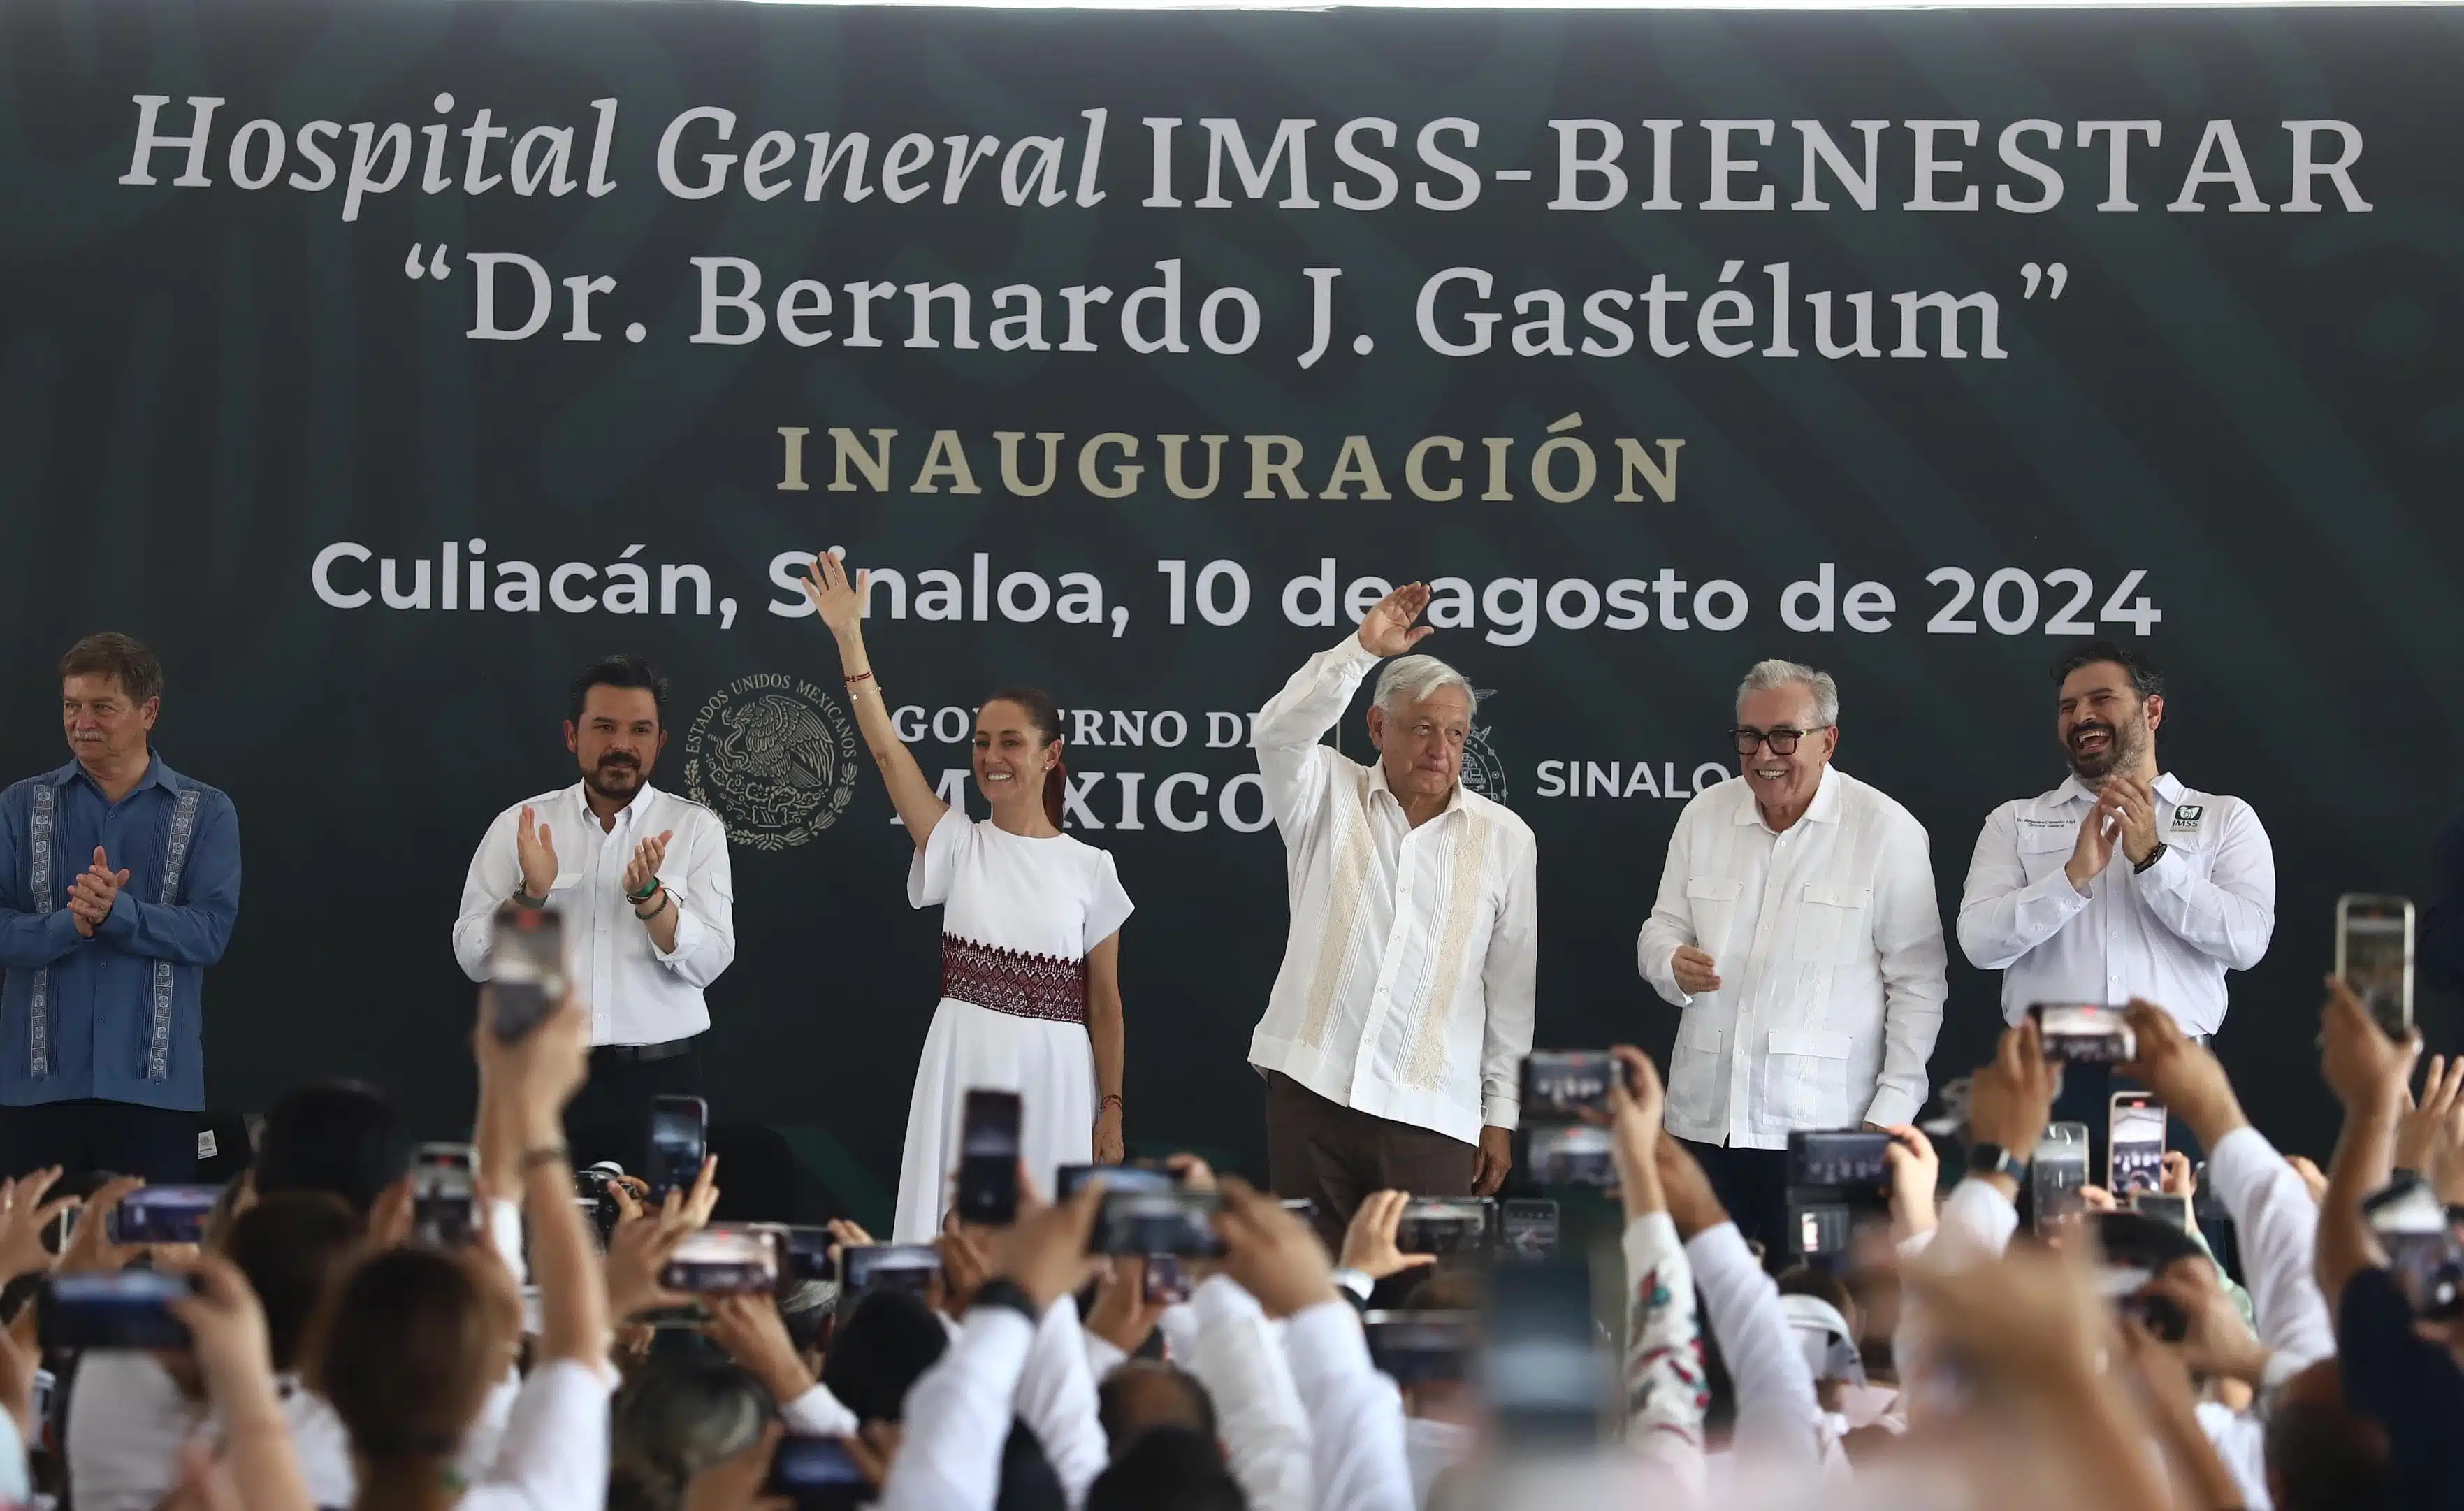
[2316,977,2415,1318]
[1255,582,1429,841]
[803,551,950,851]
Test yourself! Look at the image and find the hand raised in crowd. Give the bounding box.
[164,1252,286,1421]
[474,983,591,1125]
[59,1174,147,1275]
[1339,1190,1438,1284]
[1214,1178,1339,1320]
[2286,1154,2328,1207]
[1651,1135,1727,1240]
[2065,797,2118,890]
[1355,581,1435,658]
[2143,1260,2270,1386]
[988,1178,1101,1313]
[68,847,131,936]
[604,1203,701,1321]
[2395,1053,2464,1173]
[2118,1000,2247,1148]
[2104,774,2162,867]
[800,550,868,642]
[514,804,559,899]
[823,1217,874,1278]
[936,1207,994,1317]
[621,830,674,902]
[1085,1257,1172,1356]
[1606,1045,1669,1223]
[1882,1123,1941,1241]
[1906,1241,2106,1398]
[1967,1020,2059,1175]
[2319,975,2417,1118]
[0,1167,75,1282]
[1163,1153,1215,1192]
[1670,946,1722,997]
[704,1293,818,1407]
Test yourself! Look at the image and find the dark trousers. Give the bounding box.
[0,1100,199,1185]
[1679,1138,1791,1266]
[1264,1072,1474,1255]
[565,1048,702,1176]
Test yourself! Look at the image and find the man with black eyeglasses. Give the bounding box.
[1638,659,1947,1257]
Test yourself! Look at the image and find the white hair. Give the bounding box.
[1736,658,1839,726]
[1375,654,1479,720]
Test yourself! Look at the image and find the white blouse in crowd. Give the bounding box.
[1639,765,1949,1146]
[1248,634,1539,1143]
[451,781,737,1047]
[1957,771,2275,1036]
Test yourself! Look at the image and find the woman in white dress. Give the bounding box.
[802,552,1131,1241]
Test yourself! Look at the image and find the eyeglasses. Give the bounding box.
[1731,726,1828,756]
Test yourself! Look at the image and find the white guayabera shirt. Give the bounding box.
[1247,634,1539,1144]
[1639,765,1949,1146]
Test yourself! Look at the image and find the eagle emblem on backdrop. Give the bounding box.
[683,674,860,850]
[1461,688,1508,804]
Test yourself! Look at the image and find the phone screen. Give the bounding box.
[2364,1176,2463,1317]
[2034,1126,2089,1235]
[2030,1004,2135,1063]
[839,1244,943,1314]
[2109,1097,2167,1195]
[1366,1309,1476,1385]
[766,1436,871,1506]
[106,1185,222,1246]
[660,1225,779,1294]
[1525,1125,1616,1187]
[487,906,566,1041]
[1093,1190,1226,1257]
[957,1090,1022,1225]
[1519,1051,1618,1122]
[1501,1199,1560,1259]
[2130,1192,2190,1231]
[41,1271,194,1351]
[646,1096,708,1201]
[1479,1259,1601,1441]
[1141,1254,1191,1305]
[2339,895,2415,1041]
[1788,1130,1894,1188]
[1055,1164,1174,1201]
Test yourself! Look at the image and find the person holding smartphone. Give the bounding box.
[1957,642,2275,1169]
[803,554,1133,1242]
[449,656,737,1171]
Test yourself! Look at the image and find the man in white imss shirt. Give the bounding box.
[1958,641,2274,1159]
[453,655,737,1169]
[1638,659,1947,1256]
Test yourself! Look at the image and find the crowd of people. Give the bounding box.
[0,967,2444,1510]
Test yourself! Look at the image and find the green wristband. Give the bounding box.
[626,876,661,903]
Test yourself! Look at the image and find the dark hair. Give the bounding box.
[607,1359,772,1511]
[2091,1210,2208,1274]
[1775,1265,1857,1323]
[981,686,1067,829]
[822,1289,950,1423]
[2266,1362,2389,1511]
[1098,1361,1219,1452]
[310,1248,503,1463]
[1398,1268,1481,1312]
[1085,1426,1242,1511]
[223,1192,365,1371]
[569,654,670,728]
[254,1080,414,1217]
[2051,640,2164,701]
[999,1420,1070,1511]
[59,632,163,706]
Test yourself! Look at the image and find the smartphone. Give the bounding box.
[839,1244,943,1311]
[1501,1199,1560,1260]
[660,1224,781,1295]
[2029,1004,2135,1063]
[1787,1130,1894,1189]
[106,1185,222,1246]
[2131,1192,2191,1231]
[1479,1259,1602,1442]
[1092,1189,1225,1257]
[2109,1094,2167,1196]
[749,1224,836,1282]
[1520,1051,1621,1122]
[1141,1254,1191,1306]
[486,904,566,1041]
[411,1143,481,1250]
[2033,1124,2090,1234]
[1526,1125,1616,1187]
[2363,1174,2464,1319]
[645,1094,709,1202]
[1055,1164,1175,1201]
[957,1090,1023,1226]
[1396,1197,1492,1256]
[41,1270,195,1351]
[1365,1309,1477,1385]
[764,1434,871,1508]
[2338,895,2416,1041]
[1280,1197,1320,1224]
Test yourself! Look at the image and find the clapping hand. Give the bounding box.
[68,847,130,937]
[2103,775,2163,867]
[514,805,559,899]
[2064,799,2118,890]
[1356,582,1435,658]
[621,830,674,902]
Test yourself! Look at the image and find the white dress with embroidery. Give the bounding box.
[892,816,1133,1241]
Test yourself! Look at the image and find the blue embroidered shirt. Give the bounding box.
[0,755,240,1111]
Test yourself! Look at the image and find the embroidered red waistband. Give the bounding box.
[941,934,1088,1025]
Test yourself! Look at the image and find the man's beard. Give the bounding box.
[584,757,643,800]
[2066,714,2145,782]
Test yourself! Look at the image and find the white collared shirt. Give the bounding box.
[1247,635,1539,1143]
[452,781,736,1046]
[1956,772,2274,1035]
[1638,767,1948,1147]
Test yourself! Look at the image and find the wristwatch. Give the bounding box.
[1966,1142,2027,1180]
[2133,842,2169,874]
